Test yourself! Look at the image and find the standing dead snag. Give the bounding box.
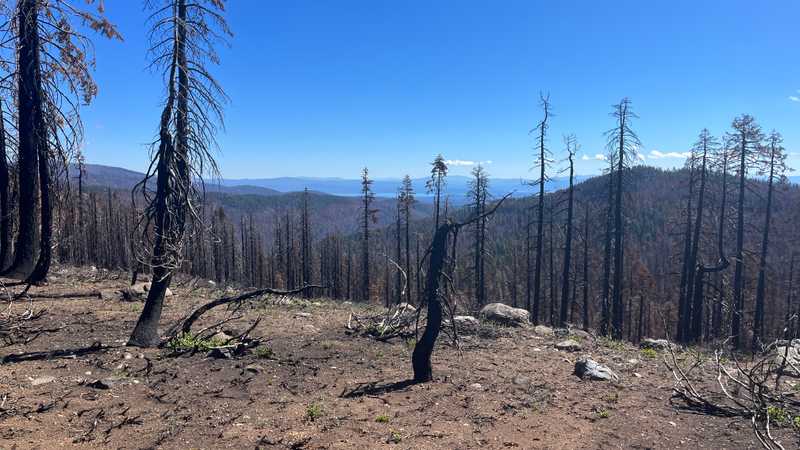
[412,193,511,384]
[129,0,230,347]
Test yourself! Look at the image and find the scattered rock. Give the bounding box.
[574,358,618,381]
[512,375,531,386]
[121,282,172,300]
[627,359,640,365]
[99,289,123,301]
[452,315,480,334]
[479,303,529,327]
[211,331,234,342]
[640,338,671,351]
[294,312,312,318]
[533,325,554,336]
[207,347,234,359]
[633,372,642,378]
[85,379,112,390]
[30,376,56,386]
[555,339,583,352]
[570,329,591,340]
[123,352,134,360]
[469,383,483,390]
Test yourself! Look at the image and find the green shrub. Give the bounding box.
[254,346,274,359]
[306,403,323,421]
[767,406,790,426]
[166,332,226,352]
[375,414,390,423]
[640,348,658,359]
[597,409,610,419]
[387,430,402,444]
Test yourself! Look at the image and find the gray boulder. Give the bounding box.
[533,325,554,336]
[479,303,529,327]
[570,329,591,340]
[640,338,671,351]
[452,315,480,334]
[575,358,618,381]
[555,339,583,352]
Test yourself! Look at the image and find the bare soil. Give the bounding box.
[0,267,790,449]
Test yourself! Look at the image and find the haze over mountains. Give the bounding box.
[77,163,592,204]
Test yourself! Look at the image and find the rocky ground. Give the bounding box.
[0,267,794,449]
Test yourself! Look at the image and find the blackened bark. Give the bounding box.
[559,150,575,326]
[0,102,12,270]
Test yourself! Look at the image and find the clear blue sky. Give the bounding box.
[81,0,800,179]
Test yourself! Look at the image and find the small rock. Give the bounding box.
[640,338,671,351]
[574,358,619,381]
[85,379,112,390]
[533,325,554,336]
[31,376,56,386]
[512,375,531,386]
[627,359,640,365]
[207,347,233,359]
[469,383,483,390]
[570,329,591,339]
[555,339,583,352]
[452,315,480,334]
[99,289,123,301]
[123,352,134,360]
[211,331,234,342]
[633,372,642,378]
[294,312,312,318]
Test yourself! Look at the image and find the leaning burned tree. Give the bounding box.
[0,0,119,282]
[129,0,230,347]
[412,193,511,383]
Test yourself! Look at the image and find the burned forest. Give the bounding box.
[1,1,800,449]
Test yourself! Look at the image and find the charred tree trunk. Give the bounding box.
[6,0,43,278]
[559,145,575,327]
[0,102,12,271]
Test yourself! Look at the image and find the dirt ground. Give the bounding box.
[0,267,793,449]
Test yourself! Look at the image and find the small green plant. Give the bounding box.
[601,392,619,404]
[767,406,790,426]
[306,403,323,421]
[375,414,390,423]
[598,336,625,351]
[597,409,610,419]
[166,332,226,352]
[387,430,402,444]
[640,348,658,359]
[254,346,274,359]
[793,416,800,429]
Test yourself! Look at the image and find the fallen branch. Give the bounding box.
[178,284,322,335]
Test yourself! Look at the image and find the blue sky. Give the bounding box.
[81,0,800,179]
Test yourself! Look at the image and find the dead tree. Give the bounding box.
[0,0,119,282]
[359,167,378,301]
[412,193,511,383]
[605,98,641,339]
[129,0,230,347]
[0,99,11,271]
[752,132,787,350]
[426,154,448,231]
[559,135,577,327]
[399,175,415,304]
[729,115,764,350]
[529,93,552,324]
[467,164,490,306]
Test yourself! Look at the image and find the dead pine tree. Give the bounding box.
[467,164,490,307]
[0,99,11,271]
[426,154,448,231]
[399,175,415,304]
[727,114,763,350]
[129,0,230,347]
[359,167,378,302]
[0,0,120,282]
[558,134,577,327]
[604,98,641,340]
[412,193,511,383]
[752,131,787,350]
[686,130,722,343]
[528,93,552,325]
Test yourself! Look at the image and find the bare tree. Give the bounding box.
[129,0,230,347]
[0,0,120,282]
[359,167,378,301]
[426,154,447,230]
[752,131,788,350]
[529,93,552,324]
[605,98,641,339]
[559,134,577,327]
[728,114,764,350]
